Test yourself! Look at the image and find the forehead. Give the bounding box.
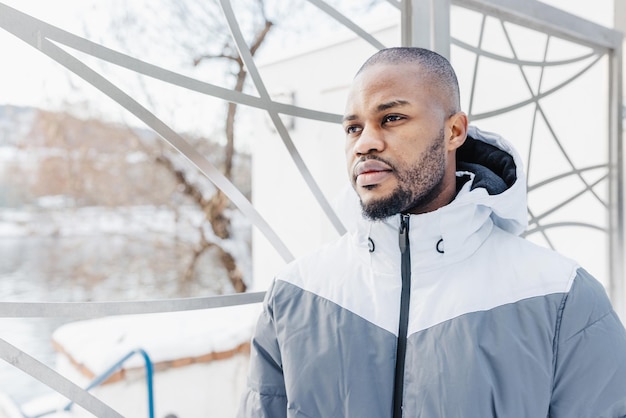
[345,63,434,113]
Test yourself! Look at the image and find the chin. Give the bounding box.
[359,183,391,197]
[358,191,387,207]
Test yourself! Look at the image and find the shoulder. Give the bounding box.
[475,227,579,297]
[558,268,623,340]
[265,231,391,330]
[550,268,626,416]
[269,232,362,297]
[281,232,361,278]
[491,227,577,268]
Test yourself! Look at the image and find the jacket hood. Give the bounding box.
[456,125,527,236]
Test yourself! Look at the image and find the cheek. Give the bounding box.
[344,141,355,166]
[344,154,353,181]
[385,141,417,167]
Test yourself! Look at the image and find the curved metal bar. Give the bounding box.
[497,17,607,210]
[532,107,607,210]
[385,0,401,10]
[467,14,487,118]
[0,292,265,319]
[0,3,295,264]
[455,0,622,50]
[0,4,341,125]
[527,163,607,192]
[528,174,608,225]
[142,349,155,418]
[469,53,603,121]
[523,221,607,237]
[218,0,347,236]
[453,37,600,67]
[521,36,552,248]
[526,207,555,250]
[304,0,387,50]
[524,35,549,188]
[0,338,124,418]
[63,348,155,418]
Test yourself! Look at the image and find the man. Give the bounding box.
[238,47,626,417]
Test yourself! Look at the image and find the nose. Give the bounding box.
[353,125,385,156]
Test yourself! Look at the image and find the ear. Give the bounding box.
[446,112,468,152]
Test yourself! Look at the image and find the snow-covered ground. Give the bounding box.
[53,306,259,375]
[0,204,257,414]
[16,305,260,418]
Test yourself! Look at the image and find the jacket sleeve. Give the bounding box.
[550,268,626,418]
[237,280,287,418]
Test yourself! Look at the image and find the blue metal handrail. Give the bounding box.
[65,348,155,418]
[30,348,154,418]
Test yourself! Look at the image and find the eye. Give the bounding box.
[344,125,362,135]
[382,114,404,124]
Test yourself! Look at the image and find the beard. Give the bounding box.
[358,129,446,220]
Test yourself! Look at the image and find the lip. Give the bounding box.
[354,159,393,187]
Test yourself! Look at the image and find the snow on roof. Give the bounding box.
[52,303,261,378]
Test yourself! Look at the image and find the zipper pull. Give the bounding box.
[399,213,410,254]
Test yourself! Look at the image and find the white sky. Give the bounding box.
[0,0,613,111]
[1,0,112,103]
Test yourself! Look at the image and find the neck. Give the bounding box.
[407,172,458,215]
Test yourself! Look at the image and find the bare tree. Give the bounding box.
[106,0,294,292]
[160,0,284,291]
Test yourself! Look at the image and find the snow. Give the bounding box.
[0,222,26,237]
[0,205,198,238]
[124,151,148,164]
[0,147,19,161]
[52,303,261,376]
[0,205,260,375]
[165,149,218,199]
[19,393,73,418]
[0,391,23,418]
[0,202,258,416]
[36,196,77,209]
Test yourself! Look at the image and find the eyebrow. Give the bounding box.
[376,99,410,112]
[342,99,411,122]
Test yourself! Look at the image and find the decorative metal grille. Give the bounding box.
[445,1,623,312]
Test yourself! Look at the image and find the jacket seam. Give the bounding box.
[561,310,614,344]
[248,385,287,399]
[551,289,615,380]
[551,291,568,394]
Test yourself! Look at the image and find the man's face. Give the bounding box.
[343,63,453,220]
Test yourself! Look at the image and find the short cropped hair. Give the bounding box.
[357,47,461,114]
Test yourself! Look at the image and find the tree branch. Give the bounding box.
[193,52,240,67]
[250,19,273,56]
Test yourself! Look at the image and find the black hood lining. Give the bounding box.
[456,135,517,195]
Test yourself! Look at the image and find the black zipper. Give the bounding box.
[393,213,411,418]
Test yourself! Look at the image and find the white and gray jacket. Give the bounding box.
[238,127,626,417]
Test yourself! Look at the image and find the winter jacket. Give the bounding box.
[238,126,626,418]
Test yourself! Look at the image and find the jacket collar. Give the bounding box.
[353,179,495,273]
